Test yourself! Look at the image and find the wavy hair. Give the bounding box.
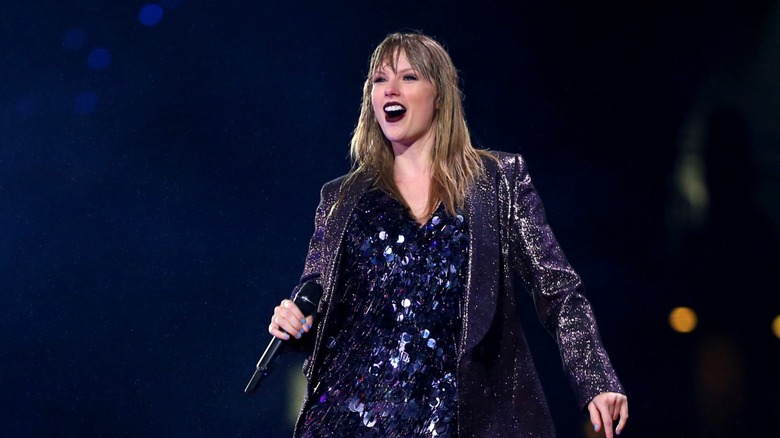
[343,32,493,218]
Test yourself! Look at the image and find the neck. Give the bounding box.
[392,138,434,182]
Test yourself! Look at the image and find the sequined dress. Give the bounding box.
[298,188,469,438]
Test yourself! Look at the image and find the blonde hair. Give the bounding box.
[346,32,493,218]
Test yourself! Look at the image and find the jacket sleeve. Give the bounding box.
[291,178,343,298]
[286,178,342,353]
[503,153,624,410]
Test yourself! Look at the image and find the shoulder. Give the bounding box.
[321,173,349,197]
[315,174,349,211]
[479,150,531,182]
[318,169,375,204]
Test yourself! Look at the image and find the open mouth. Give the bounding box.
[383,103,407,119]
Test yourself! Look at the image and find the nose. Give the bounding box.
[384,77,399,97]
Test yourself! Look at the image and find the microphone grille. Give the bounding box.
[293,281,323,316]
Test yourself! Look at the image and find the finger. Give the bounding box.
[601,407,615,438]
[587,403,602,435]
[282,300,309,336]
[274,313,305,339]
[616,397,629,435]
[268,322,290,340]
[303,315,314,333]
[276,302,304,329]
[273,307,304,339]
[603,417,614,438]
[594,397,615,438]
[282,299,306,323]
[612,396,621,421]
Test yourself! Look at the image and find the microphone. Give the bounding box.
[244,281,323,394]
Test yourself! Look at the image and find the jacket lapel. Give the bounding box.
[321,171,374,306]
[320,164,500,356]
[461,157,500,356]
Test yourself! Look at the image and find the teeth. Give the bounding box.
[385,104,405,113]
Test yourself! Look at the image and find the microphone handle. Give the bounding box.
[245,281,322,395]
[244,337,283,394]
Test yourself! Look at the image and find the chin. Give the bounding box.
[381,131,405,143]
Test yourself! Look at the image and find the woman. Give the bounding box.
[268,32,628,437]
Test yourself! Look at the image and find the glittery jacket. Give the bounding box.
[291,152,624,437]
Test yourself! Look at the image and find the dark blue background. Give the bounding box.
[2,1,779,436]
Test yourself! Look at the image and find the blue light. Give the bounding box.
[87,48,112,70]
[74,92,98,115]
[62,29,87,52]
[139,4,164,26]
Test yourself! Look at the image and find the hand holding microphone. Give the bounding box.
[269,300,314,342]
[245,281,322,394]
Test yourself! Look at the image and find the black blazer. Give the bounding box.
[292,152,624,437]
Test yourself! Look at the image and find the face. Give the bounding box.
[371,51,437,151]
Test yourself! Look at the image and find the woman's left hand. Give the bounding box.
[587,391,628,437]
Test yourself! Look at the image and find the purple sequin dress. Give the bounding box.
[299,189,469,438]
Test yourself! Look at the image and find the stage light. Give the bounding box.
[139,4,164,27]
[287,367,308,426]
[74,92,98,115]
[62,29,86,52]
[582,419,597,437]
[773,315,780,339]
[87,48,112,70]
[669,306,697,333]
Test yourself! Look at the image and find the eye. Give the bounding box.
[372,75,387,83]
[403,74,418,81]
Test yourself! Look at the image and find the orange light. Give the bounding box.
[669,307,698,333]
[582,419,598,437]
[772,315,780,339]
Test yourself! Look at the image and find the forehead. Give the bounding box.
[377,52,414,71]
[374,49,430,78]
[376,49,411,70]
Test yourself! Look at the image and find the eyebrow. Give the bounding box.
[374,66,418,75]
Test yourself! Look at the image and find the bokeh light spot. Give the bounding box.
[87,48,112,70]
[288,367,308,427]
[773,315,780,339]
[61,29,87,52]
[139,4,164,26]
[669,307,698,333]
[582,419,598,437]
[74,92,98,115]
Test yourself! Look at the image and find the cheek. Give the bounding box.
[422,98,437,123]
[417,88,437,119]
[370,88,383,114]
